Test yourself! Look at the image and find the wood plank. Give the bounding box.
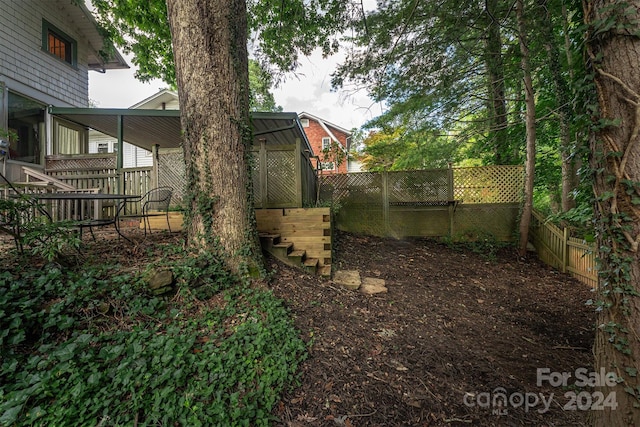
[256,223,331,232]
[287,242,331,251]
[284,208,331,216]
[265,229,329,237]
[280,236,331,243]
[257,216,329,225]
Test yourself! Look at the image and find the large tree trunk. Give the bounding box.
[517,0,536,257]
[585,1,640,424]
[166,0,263,276]
[484,0,510,165]
[539,0,577,212]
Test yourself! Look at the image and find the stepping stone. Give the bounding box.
[333,270,361,290]
[360,277,387,295]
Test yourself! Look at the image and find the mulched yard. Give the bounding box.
[269,231,595,427]
[1,228,596,426]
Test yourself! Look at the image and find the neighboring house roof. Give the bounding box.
[298,111,352,153]
[129,89,179,109]
[49,107,313,154]
[69,2,129,71]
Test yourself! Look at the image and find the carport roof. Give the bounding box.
[48,107,313,153]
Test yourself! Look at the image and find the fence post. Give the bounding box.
[448,164,454,238]
[259,140,267,208]
[382,171,389,234]
[151,144,159,190]
[562,227,568,273]
[295,138,303,208]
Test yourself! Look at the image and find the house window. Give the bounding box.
[42,20,76,66]
[322,137,331,150]
[300,118,309,127]
[97,143,110,154]
[53,119,87,155]
[7,92,45,164]
[320,161,335,170]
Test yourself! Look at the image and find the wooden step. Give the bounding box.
[318,265,332,278]
[258,233,281,250]
[303,258,319,274]
[272,242,293,258]
[288,249,306,265]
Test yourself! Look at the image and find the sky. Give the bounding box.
[89,49,382,131]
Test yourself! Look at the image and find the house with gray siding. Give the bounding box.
[0,0,127,179]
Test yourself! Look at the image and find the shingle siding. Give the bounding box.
[0,0,89,106]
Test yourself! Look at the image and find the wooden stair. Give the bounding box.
[259,232,329,277]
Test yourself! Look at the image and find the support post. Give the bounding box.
[295,138,302,208]
[151,144,159,190]
[116,115,124,194]
[447,164,455,238]
[382,171,389,235]
[259,140,267,208]
[562,227,568,273]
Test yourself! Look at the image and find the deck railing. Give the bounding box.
[44,155,152,215]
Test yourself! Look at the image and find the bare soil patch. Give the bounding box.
[269,231,595,427]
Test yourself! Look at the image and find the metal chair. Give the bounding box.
[127,187,174,235]
[0,170,53,252]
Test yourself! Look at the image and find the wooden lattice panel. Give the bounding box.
[158,150,186,204]
[388,170,449,203]
[321,172,383,205]
[250,152,262,207]
[45,155,116,171]
[453,165,524,204]
[266,150,296,207]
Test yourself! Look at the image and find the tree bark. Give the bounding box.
[166,0,263,276]
[484,0,510,165]
[539,0,577,212]
[585,0,640,424]
[517,0,536,257]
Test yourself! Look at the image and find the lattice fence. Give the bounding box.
[158,149,186,205]
[46,154,116,171]
[389,170,450,204]
[454,165,523,204]
[266,150,296,207]
[320,172,383,205]
[251,152,262,207]
[321,166,524,240]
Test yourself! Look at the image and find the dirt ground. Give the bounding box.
[1,228,596,426]
[269,231,595,427]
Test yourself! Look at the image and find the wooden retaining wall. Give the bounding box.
[146,208,332,266]
[255,208,332,266]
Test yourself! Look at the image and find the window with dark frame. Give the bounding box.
[42,20,76,66]
[48,30,71,63]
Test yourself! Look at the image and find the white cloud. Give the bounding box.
[89,50,381,129]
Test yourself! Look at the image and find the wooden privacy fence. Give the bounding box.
[320,165,524,241]
[529,209,598,288]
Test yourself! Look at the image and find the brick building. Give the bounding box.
[299,112,362,174]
